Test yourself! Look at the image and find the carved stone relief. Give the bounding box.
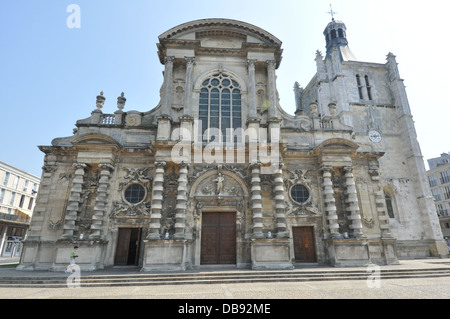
[110,166,153,219]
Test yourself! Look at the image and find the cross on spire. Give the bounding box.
[327,3,337,21]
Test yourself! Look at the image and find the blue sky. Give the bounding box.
[1,0,448,177]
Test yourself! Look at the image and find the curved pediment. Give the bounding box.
[158,18,282,46]
[70,133,122,148]
[315,138,359,153]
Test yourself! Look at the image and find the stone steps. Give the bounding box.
[1,267,450,288]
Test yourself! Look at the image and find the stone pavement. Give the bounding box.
[1,258,450,300]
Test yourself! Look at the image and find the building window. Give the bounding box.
[9,192,16,206]
[437,204,445,216]
[290,184,310,204]
[364,75,372,100]
[441,171,450,184]
[444,186,450,200]
[124,184,146,205]
[0,189,5,203]
[429,175,438,187]
[356,75,364,99]
[28,198,34,210]
[2,172,10,186]
[12,176,19,189]
[23,180,29,192]
[384,190,395,218]
[198,73,242,143]
[432,188,442,201]
[19,195,25,208]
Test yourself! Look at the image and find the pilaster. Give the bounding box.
[273,163,288,238]
[183,57,195,115]
[343,166,364,238]
[147,161,166,240]
[162,56,175,112]
[247,59,258,119]
[174,162,189,239]
[250,162,264,238]
[61,163,87,239]
[266,60,278,119]
[321,165,340,238]
[89,163,114,239]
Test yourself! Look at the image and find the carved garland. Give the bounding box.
[111,167,153,218]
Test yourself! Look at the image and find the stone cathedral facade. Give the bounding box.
[18,18,448,271]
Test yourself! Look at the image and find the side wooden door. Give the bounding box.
[292,226,316,263]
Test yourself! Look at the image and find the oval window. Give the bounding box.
[291,184,310,204]
[124,184,146,204]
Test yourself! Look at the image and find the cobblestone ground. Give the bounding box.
[1,276,450,299]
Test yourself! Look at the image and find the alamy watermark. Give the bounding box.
[66,264,81,288]
[170,120,281,174]
[366,263,381,289]
[66,4,81,29]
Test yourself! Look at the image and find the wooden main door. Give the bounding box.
[292,226,317,263]
[201,212,236,265]
[114,228,142,266]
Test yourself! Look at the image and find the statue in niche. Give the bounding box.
[213,173,224,195]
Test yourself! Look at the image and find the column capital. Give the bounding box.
[155,161,167,168]
[266,60,276,70]
[320,165,333,173]
[249,161,262,169]
[247,59,257,70]
[99,163,115,171]
[73,162,87,170]
[343,166,354,174]
[164,56,175,65]
[178,161,190,169]
[185,56,196,65]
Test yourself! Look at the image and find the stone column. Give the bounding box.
[343,166,364,238]
[61,163,87,239]
[162,56,175,112]
[250,162,264,238]
[247,59,258,119]
[147,161,166,240]
[369,168,392,237]
[183,57,195,115]
[174,162,189,239]
[321,165,340,238]
[274,163,288,238]
[89,163,114,239]
[266,60,278,119]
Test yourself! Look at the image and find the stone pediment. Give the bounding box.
[157,18,283,66]
[315,138,359,153]
[158,18,282,46]
[70,133,122,149]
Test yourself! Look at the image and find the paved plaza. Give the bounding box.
[1,257,450,300]
[1,276,450,299]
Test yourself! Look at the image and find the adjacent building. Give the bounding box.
[18,18,448,272]
[0,161,39,257]
[427,153,450,246]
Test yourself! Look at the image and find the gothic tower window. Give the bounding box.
[198,73,242,143]
[364,75,373,100]
[356,75,364,99]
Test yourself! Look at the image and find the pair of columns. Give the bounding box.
[61,162,114,240]
[247,59,278,119]
[321,165,363,238]
[162,56,195,115]
[147,161,189,240]
[250,161,288,239]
